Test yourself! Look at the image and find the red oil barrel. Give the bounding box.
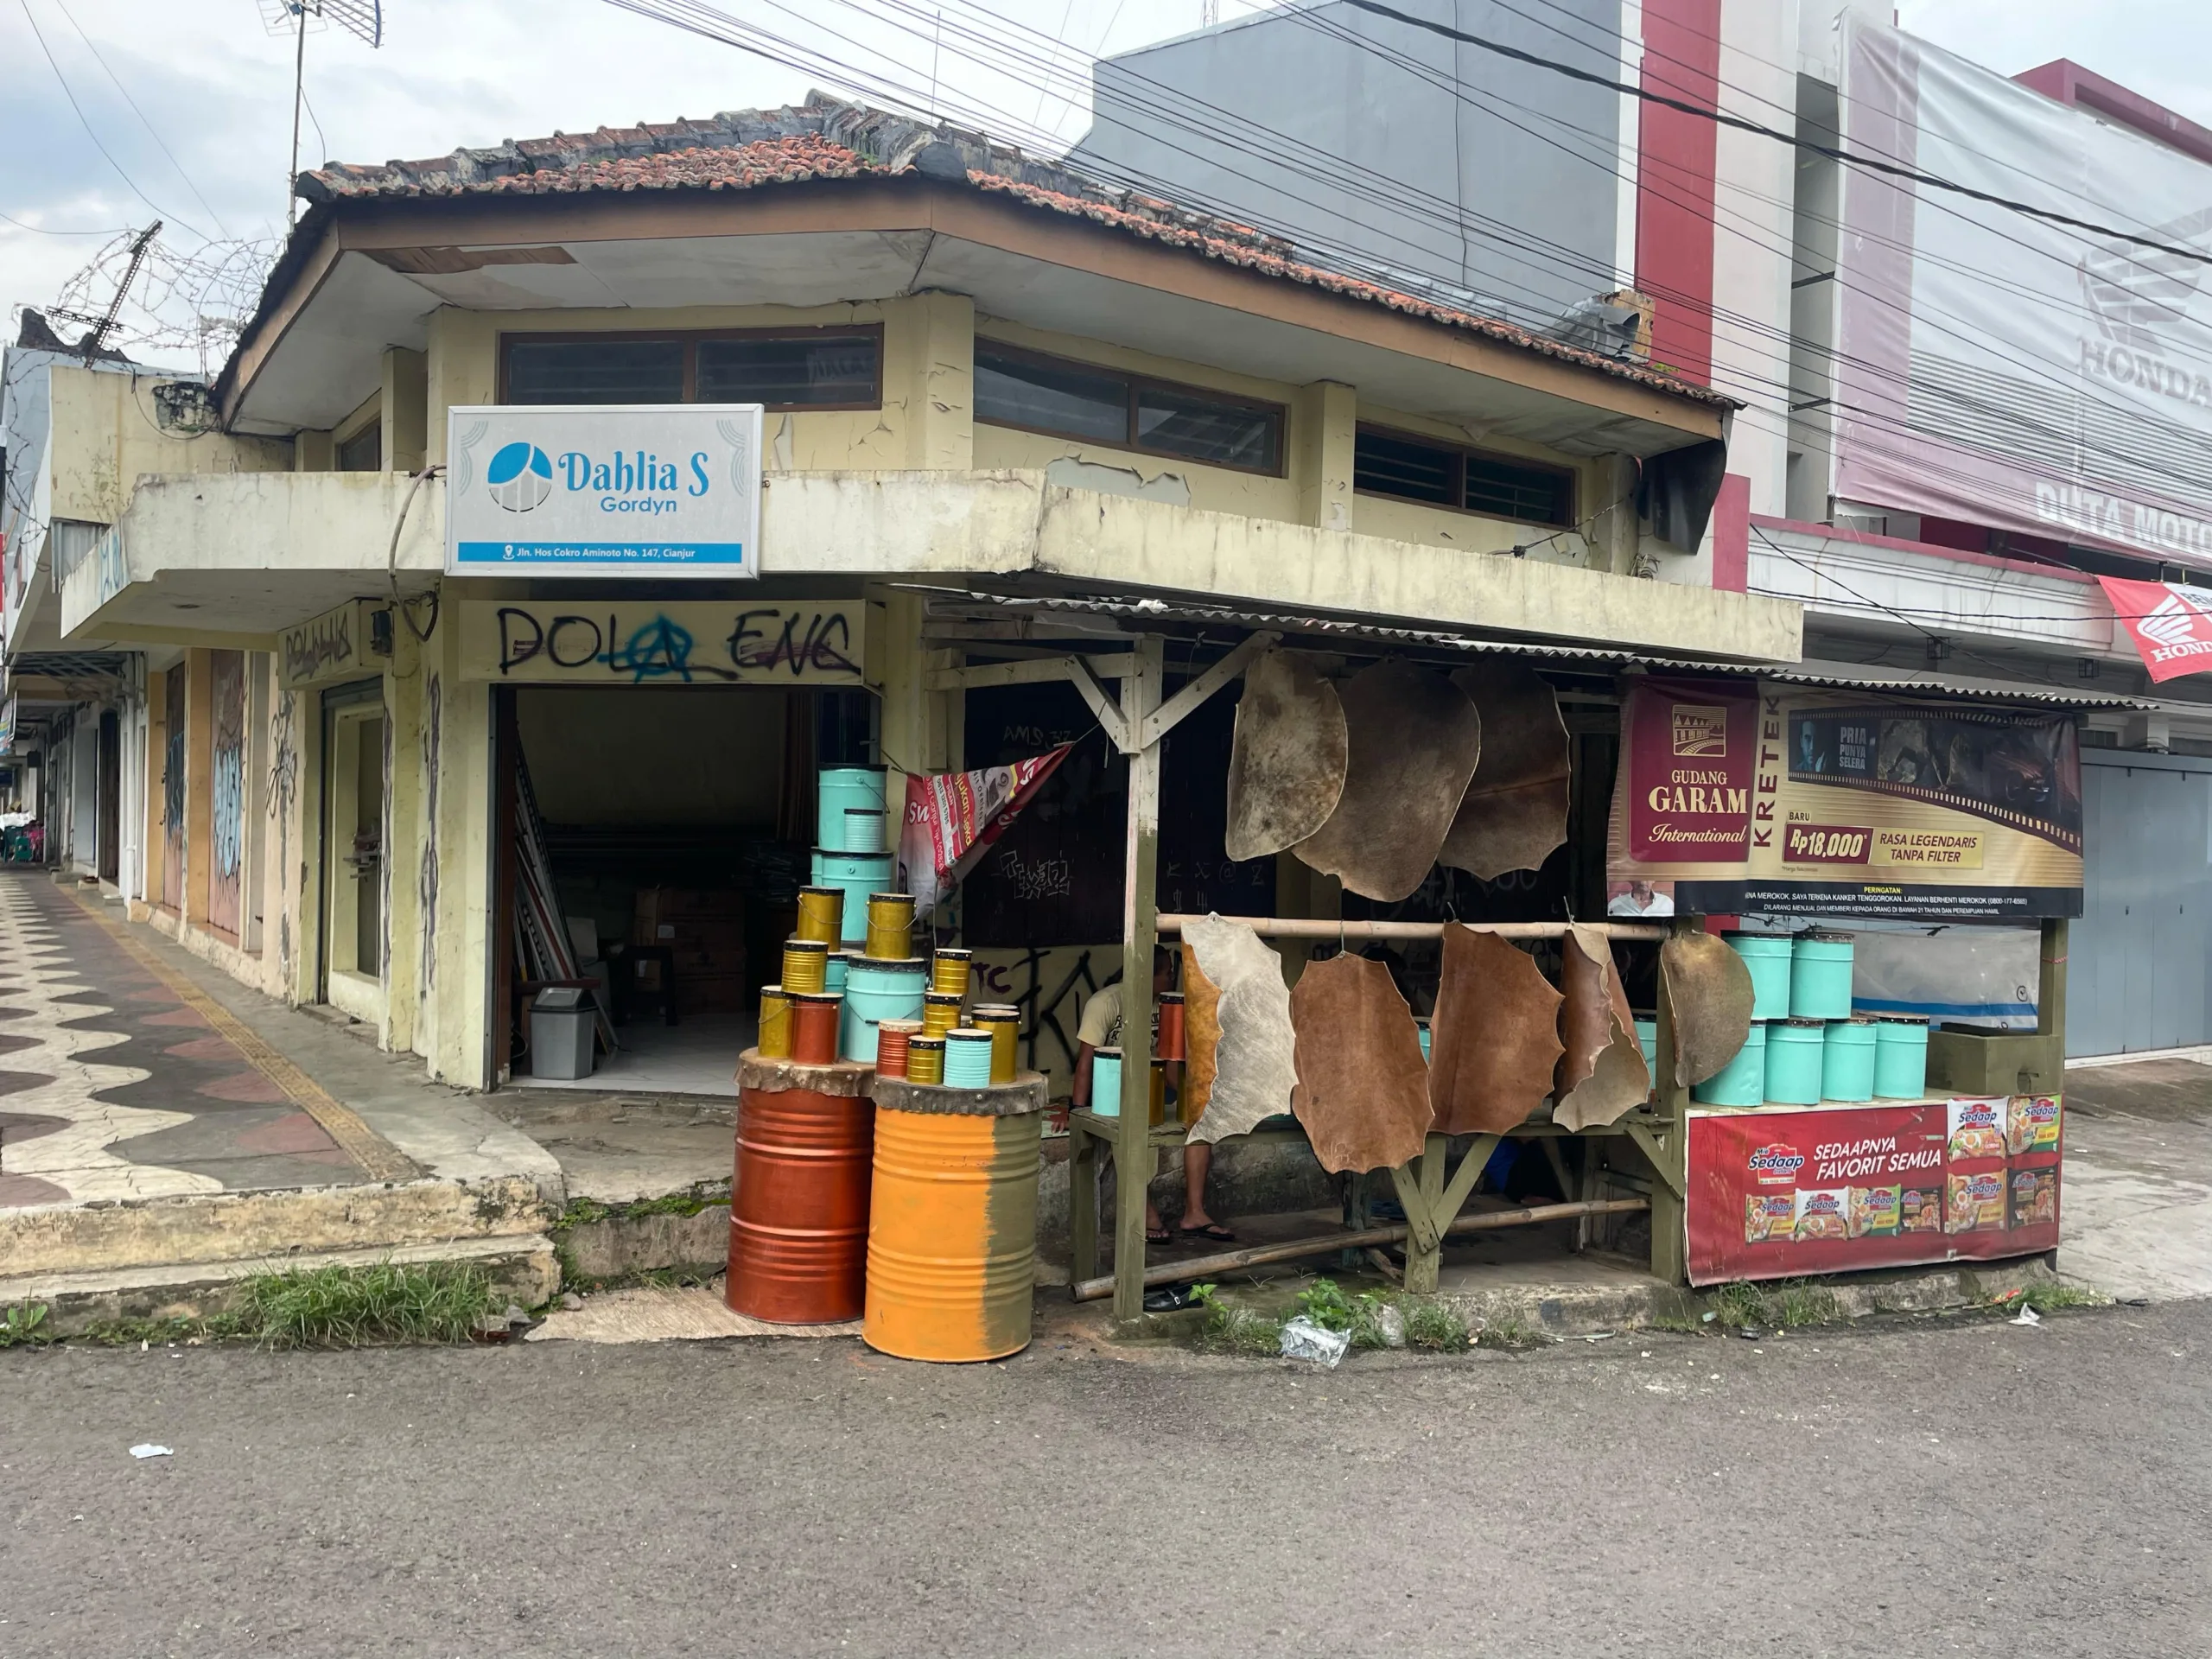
[725,1083,875,1324]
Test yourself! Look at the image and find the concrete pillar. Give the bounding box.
[425,590,493,1087]
[895,291,976,470]
[1592,454,1643,575]
[382,617,424,1054]
[1294,380,1357,532]
[424,308,498,472]
[382,347,429,474]
[295,431,334,472]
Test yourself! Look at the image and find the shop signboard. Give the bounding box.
[445,404,762,579]
[456,599,869,686]
[1607,677,2083,920]
[1687,1097,2061,1285]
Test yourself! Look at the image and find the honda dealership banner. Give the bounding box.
[2096,574,2212,681]
[1607,678,2083,920]
[1686,1097,2062,1286]
[1835,19,2212,569]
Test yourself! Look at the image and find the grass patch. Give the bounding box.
[234,1261,499,1349]
[1474,1313,1545,1351]
[1707,1279,1842,1332]
[1404,1300,1471,1352]
[1191,1283,1285,1357]
[2010,1282,2109,1314]
[0,1303,50,1348]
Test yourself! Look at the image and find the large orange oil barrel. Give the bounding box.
[863,1090,1043,1363]
[726,1081,875,1324]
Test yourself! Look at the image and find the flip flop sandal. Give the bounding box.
[1178,1223,1238,1243]
[1146,1226,1173,1244]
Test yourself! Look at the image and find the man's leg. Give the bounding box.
[1179,1139,1222,1232]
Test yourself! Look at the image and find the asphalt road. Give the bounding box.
[3,1303,2206,1658]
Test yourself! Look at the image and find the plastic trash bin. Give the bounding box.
[531,988,596,1080]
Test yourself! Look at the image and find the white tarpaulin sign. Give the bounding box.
[1835,19,2212,569]
[446,404,762,579]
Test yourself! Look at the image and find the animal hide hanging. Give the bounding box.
[1553,924,1651,1132]
[1426,925,1566,1137]
[1288,953,1433,1174]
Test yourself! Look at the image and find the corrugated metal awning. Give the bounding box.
[906,587,2152,710]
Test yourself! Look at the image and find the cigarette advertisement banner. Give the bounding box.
[900,747,1072,919]
[1687,1097,2062,1286]
[1607,678,2083,921]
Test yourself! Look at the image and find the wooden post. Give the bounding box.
[1647,917,1697,1287]
[2037,918,2069,1047]
[1112,636,1165,1322]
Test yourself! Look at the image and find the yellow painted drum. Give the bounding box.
[864,1103,1043,1363]
[795,887,845,946]
[922,991,963,1038]
[931,949,973,998]
[757,986,792,1059]
[864,893,916,962]
[781,938,830,995]
[971,1005,1019,1084]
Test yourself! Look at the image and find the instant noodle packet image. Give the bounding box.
[1946,1170,2007,1235]
[2006,1095,2062,1156]
[1899,1185,1943,1234]
[1947,1098,2008,1162]
[1848,1185,1902,1238]
[1745,1194,1795,1244]
[2010,1166,2057,1230]
[1792,1188,1850,1243]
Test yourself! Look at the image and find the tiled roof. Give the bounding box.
[292,92,1732,409]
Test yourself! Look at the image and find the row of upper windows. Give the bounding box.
[494,327,1577,529]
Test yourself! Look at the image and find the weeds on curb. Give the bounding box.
[1474,1314,1544,1351]
[2007,1282,2108,1314]
[1189,1283,1283,1356]
[0,1303,49,1348]
[1709,1279,1841,1332]
[1405,1301,1471,1352]
[234,1262,498,1349]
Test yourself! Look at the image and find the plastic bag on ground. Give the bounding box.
[1279,1314,1351,1367]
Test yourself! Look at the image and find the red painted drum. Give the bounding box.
[725,1084,876,1324]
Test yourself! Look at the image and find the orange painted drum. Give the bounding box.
[1157,993,1186,1062]
[726,1084,874,1324]
[791,991,842,1065]
[863,1104,1044,1362]
[757,986,792,1059]
[875,1019,922,1079]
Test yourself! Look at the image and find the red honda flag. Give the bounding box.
[2099,575,2212,682]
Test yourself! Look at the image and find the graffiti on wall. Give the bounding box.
[417,672,442,1001]
[207,651,245,936]
[268,689,299,980]
[455,600,871,685]
[970,944,1118,1103]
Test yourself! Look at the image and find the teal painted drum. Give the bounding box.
[942,1029,995,1089]
[1874,1015,1931,1099]
[1417,1019,1432,1063]
[839,957,928,1063]
[817,766,887,849]
[1821,1017,1878,1103]
[810,849,895,944]
[1764,1018,1827,1105]
[1634,1016,1659,1075]
[1726,932,1793,1021]
[1691,1019,1766,1107]
[824,951,851,996]
[1090,1048,1123,1118]
[1789,931,1855,1020]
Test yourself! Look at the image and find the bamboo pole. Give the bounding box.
[1154,915,1668,943]
[1069,1197,1649,1302]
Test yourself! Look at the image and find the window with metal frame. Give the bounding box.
[499,327,884,410]
[975,342,1284,474]
[336,423,382,472]
[1353,424,1576,528]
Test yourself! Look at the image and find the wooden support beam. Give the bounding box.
[1136,631,1280,751]
[1112,636,1166,1322]
[1070,1198,1651,1301]
[1390,1132,1501,1294]
[1071,656,1132,754]
[1646,916,1698,1287]
[1155,915,1668,943]
[922,652,1136,693]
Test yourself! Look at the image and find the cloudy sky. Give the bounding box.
[3,0,2206,371]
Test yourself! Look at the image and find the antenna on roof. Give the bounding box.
[1201,0,1219,24]
[261,1,385,231]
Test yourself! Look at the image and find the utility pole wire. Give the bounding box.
[1338,0,2212,270]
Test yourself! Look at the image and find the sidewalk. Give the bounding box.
[2057,1056,2212,1300]
[0,871,560,1323]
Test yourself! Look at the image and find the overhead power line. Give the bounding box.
[1336,0,2212,270]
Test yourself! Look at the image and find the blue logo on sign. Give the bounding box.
[486,442,554,512]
